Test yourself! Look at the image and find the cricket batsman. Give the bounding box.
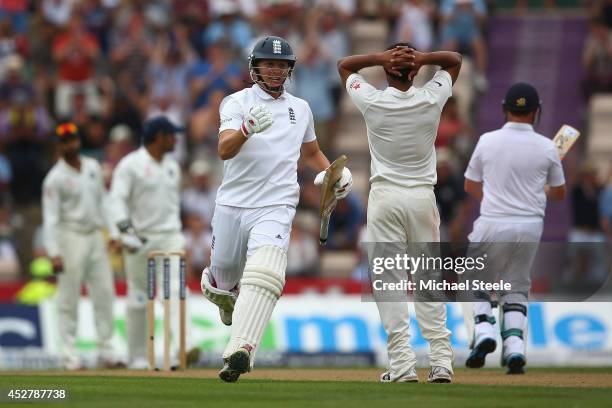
[200,36,353,382]
[338,44,462,383]
[42,123,121,369]
[109,116,185,369]
[463,83,566,374]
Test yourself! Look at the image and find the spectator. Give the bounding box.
[181,158,216,227]
[145,25,195,125]
[52,11,101,118]
[292,15,336,153]
[0,55,33,109]
[582,18,612,100]
[0,18,27,81]
[566,162,607,284]
[0,195,19,280]
[0,0,28,34]
[189,89,225,156]
[0,79,52,271]
[79,115,107,161]
[599,169,612,241]
[184,212,211,278]
[102,124,134,187]
[255,0,303,38]
[326,193,364,250]
[189,41,242,113]
[393,0,435,51]
[440,0,488,91]
[109,1,152,95]
[204,0,254,54]
[80,0,114,55]
[434,148,468,242]
[317,4,351,151]
[435,96,467,149]
[287,211,320,277]
[41,0,73,28]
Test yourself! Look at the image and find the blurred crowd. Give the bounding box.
[0,0,609,285]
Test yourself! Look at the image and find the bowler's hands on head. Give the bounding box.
[241,105,274,138]
[381,46,422,79]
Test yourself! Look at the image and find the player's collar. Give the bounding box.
[385,86,415,98]
[503,122,534,131]
[252,83,286,100]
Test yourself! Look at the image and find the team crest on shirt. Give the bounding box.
[288,107,296,124]
[349,78,361,90]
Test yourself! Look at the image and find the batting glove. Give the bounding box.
[314,167,353,200]
[241,105,273,138]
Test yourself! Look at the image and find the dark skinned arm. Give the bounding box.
[338,47,462,86]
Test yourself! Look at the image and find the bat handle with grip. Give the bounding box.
[319,215,330,246]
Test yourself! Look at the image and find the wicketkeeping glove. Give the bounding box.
[314,167,353,200]
[241,105,273,138]
[116,220,147,253]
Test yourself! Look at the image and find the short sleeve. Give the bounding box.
[423,70,453,110]
[546,146,565,187]
[303,104,316,144]
[464,138,484,182]
[345,73,379,114]
[219,96,243,134]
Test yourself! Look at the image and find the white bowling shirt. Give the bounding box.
[109,146,182,234]
[217,84,316,208]
[42,156,109,257]
[465,122,565,221]
[346,70,453,188]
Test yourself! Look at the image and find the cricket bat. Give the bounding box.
[318,155,348,245]
[552,124,580,160]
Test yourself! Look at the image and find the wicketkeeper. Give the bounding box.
[109,116,185,369]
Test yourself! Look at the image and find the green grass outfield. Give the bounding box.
[1,368,611,408]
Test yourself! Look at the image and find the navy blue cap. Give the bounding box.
[502,82,542,113]
[143,116,183,142]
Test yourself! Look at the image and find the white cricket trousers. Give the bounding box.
[367,182,453,375]
[465,217,543,356]
[55,228,115,367]
[123,231,185,365]
[209,204,295,291]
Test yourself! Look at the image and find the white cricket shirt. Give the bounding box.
[42,156,109,257]
[346,70,452,188]
[109,147,182,234]
[217,84,316,208]
[465,122,565,221]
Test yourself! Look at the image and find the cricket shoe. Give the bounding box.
[218,345,253,383]
[505,353,526,375]
[380,367,418,383]
[465,337,496,369]
[427,366,453,383]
